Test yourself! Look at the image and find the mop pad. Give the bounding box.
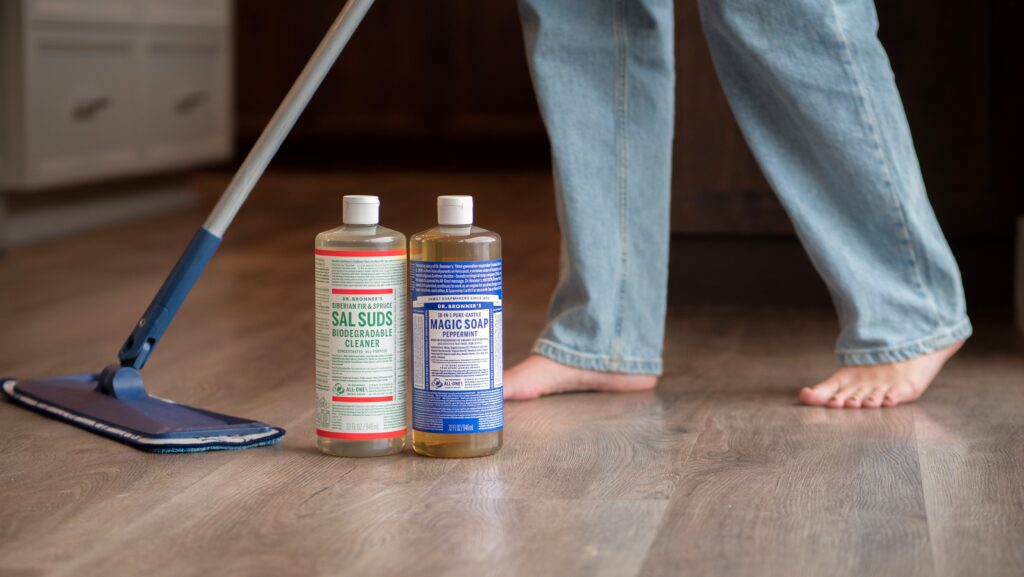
[3,377,285,453]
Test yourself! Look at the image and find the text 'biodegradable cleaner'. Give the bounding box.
[315,195,407,457]
[411,196,503,458]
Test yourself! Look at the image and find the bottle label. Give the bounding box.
[314,249,407,440]
[411,259,503,434]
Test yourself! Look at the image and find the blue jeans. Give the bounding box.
[518,0,972,374]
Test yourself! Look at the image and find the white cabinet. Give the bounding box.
[27,0,140,24]
[0,0,233,191]
[141,34,231,170]
[144,0,230,27]
[26,33,141,186]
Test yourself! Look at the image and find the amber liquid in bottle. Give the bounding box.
[410,197,502,458]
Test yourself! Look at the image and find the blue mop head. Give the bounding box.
[2,376,285,453]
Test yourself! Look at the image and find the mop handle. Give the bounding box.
[205,0,375,236]
[117,0,375,370]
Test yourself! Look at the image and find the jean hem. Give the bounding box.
[532,339,663,375]
[835,318,973,365]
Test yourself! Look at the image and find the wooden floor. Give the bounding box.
[1,170,1022,577]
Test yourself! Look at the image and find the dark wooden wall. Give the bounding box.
[235,0,542,147]
[235,0,1020,238]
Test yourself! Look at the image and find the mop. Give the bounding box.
[1,0,376,453]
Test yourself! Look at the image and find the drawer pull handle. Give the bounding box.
[175,90,207,115]
[71,96,113,121]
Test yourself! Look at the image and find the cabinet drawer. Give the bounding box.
[142,37,230,169]
[27,0,140,24]
[143,0,230,27]
[25,33,141,187]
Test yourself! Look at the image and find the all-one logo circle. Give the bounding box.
[432,378,443,389]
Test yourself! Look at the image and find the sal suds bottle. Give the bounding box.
[314,195,407,457]
[410,195,503,458]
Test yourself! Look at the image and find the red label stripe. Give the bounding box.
[331,395,394,402]
[315,249,406,257]
[331,288,393,295]
[316,428,406,440]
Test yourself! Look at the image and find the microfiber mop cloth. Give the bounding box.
[3,377,285,453]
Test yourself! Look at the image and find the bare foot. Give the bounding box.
[799,340,965,409]
[503,354,657,400]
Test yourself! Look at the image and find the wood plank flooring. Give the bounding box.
[1,170,1021,577]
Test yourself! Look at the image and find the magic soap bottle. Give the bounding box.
[410,196,503,458]
[314,195,407,457]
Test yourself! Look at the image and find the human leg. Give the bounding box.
[509,0,676,399]
[698,0,970,407]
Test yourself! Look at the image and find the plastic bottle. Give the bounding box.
[410,195,503,458]
[314,195,407,457]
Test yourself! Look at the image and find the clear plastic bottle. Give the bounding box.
[410,196,503,458]
[314,195,407,457]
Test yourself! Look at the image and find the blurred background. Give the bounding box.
[1,0,1020,319]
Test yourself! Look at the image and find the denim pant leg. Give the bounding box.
[698,0,972,364]
[518,0,675,375]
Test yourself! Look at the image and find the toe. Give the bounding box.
[799,378,842,406]
[826,382,861,409]
[843,385,872,409]
[882,381,919,407]
[861,387,886,409]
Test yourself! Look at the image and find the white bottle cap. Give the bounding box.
[437,195,473,226]
[343,195,379,225]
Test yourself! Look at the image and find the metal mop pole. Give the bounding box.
[115,0,375,372]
